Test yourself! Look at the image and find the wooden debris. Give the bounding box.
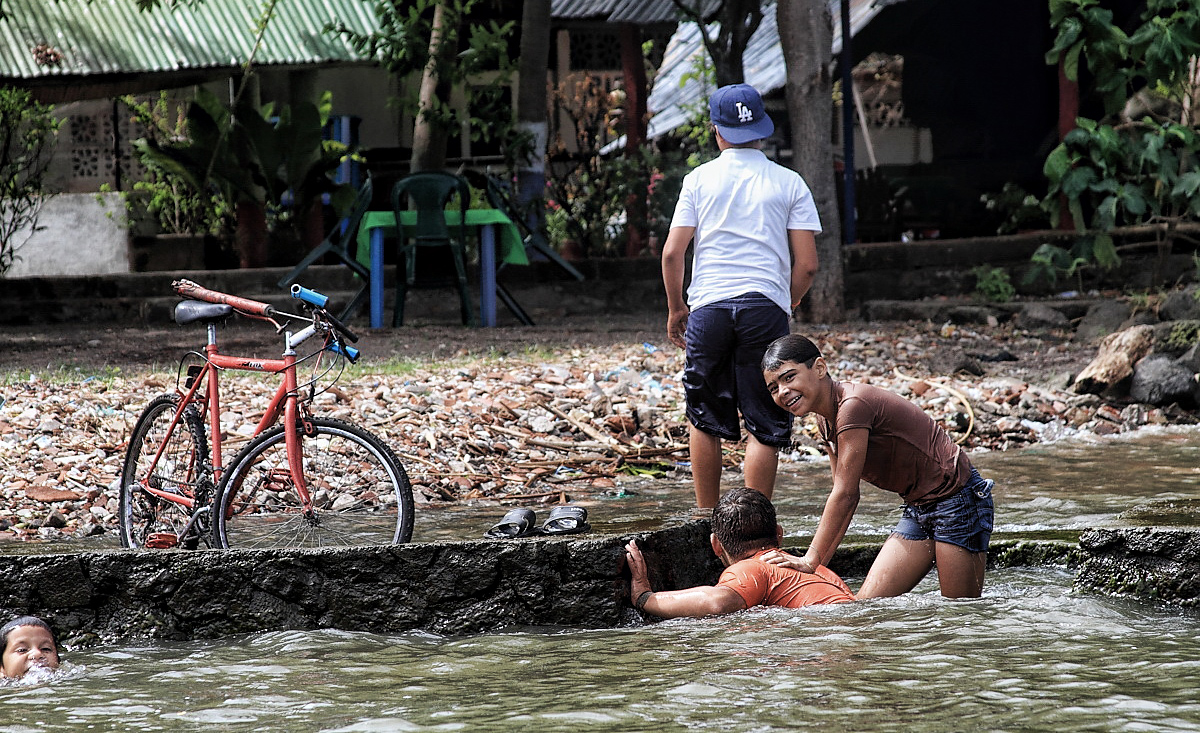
[0,320,1191,542]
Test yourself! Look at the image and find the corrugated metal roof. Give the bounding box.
[641,0,898,141]
[0,0,379,81]
[550,0,625,20]
[551,0,692,24]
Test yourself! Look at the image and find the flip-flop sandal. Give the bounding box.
[541,505,590,535]
[485,507,538,539]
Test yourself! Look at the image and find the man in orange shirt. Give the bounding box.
[625,487,854,618]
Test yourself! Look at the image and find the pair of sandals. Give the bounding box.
[484,505,590,539]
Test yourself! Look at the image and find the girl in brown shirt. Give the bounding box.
[760,334,995,598]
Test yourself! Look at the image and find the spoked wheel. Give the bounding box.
[213,417,414,549]
[120,394,211,549]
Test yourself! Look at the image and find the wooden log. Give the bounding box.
[1074,325,1155,394]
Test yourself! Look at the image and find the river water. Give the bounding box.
[3,428,1199,732]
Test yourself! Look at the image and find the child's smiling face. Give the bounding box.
[764,358,827,417]
[1,625,59,678]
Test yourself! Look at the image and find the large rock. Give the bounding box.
[1075,300,1132,344]
[1075,527,1200,606]
[0,524,1087,644]
[1129,354,1198,407]
[1014,302,1070,330]
[1158,284,1200,322]
[1153,319,1200,356]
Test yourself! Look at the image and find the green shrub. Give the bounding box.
[971,265,1016,303]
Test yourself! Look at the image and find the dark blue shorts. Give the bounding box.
[894,467,994,553]
[682,292,792,447]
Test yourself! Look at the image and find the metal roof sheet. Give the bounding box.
[641,0,898,142]
[550,0,689,24]
[0,0,379,81]
[550,0,625,20]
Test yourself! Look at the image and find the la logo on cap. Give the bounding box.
[736,102,754,123]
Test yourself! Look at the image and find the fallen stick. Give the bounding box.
[893,367,976,444]
[543,403,629,456]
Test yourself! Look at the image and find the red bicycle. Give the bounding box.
[119,279,413,550]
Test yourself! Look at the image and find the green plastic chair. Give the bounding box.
[390,172,475,327]
[277,177,374,321]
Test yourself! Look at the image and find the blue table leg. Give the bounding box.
[369,227,384,329]
[480,224,497,327]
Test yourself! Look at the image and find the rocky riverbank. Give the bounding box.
[1,303,1198,544]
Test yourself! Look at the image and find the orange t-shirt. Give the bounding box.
[718,551,855,608]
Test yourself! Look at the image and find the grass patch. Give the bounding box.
[349,343,582,377]
[1,364,126,386]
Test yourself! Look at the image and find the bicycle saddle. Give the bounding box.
[174,299,234,325]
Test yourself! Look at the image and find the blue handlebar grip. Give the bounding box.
[329,342,360,363]
[290,284,329,308]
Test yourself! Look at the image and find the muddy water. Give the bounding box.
[4,565,1199,732]
[3,428,1198,732]
[411,425,1200,543]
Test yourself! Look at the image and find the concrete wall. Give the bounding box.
[0,522,1089,647]
[0,523,724,644]
[6,193,129,278]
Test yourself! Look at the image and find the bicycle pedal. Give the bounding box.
[145,532,179,549]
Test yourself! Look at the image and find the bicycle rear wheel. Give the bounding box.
[120,394,210,549]
[213,417,414,549]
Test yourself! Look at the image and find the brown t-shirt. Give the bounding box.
[818,381,971,505]
[718,551,855,607]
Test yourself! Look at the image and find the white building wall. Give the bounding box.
[5,193,129,278]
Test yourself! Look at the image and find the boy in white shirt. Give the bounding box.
[661,83,821,508]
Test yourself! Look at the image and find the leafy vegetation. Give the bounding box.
[543,44,713,257]
[0,87,59,275]
[971,265,1016,303]
[133,87,353,265]
[100,92,233,238]
[330,0,532,174]
[1012,0,1200,287]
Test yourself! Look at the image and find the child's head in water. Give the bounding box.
[1,616,60,679]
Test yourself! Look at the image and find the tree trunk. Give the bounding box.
[778,0,845,322]
[620,22,649,257]
[235,200,269,269]
[411,2,458,173]
[515,0,552,222]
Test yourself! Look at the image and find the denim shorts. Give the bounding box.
[682,292,792,447]
[893,467,994,553]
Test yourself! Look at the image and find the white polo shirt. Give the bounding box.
[669,147,822,313]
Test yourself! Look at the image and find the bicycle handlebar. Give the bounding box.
[290,284,329,309]
[288,283,359,343]
[322,309,359,344]
[173,279,276,318]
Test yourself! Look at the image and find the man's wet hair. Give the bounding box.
[761,334,822,373]
[711,487,779,559]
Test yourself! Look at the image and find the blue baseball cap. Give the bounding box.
[709,83,774,144]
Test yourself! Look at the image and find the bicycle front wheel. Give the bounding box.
[213,417,414,549]
[120,394,210,549]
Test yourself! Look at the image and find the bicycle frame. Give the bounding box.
[140,319,323,516]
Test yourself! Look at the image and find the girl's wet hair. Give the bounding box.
[0,616,56,653]
[761,334,822,373]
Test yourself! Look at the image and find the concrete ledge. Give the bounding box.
[0,264,669,326]
[1,523,1096,645]
[0,523,722,644]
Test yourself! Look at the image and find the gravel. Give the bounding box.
[2,313,1195,543]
